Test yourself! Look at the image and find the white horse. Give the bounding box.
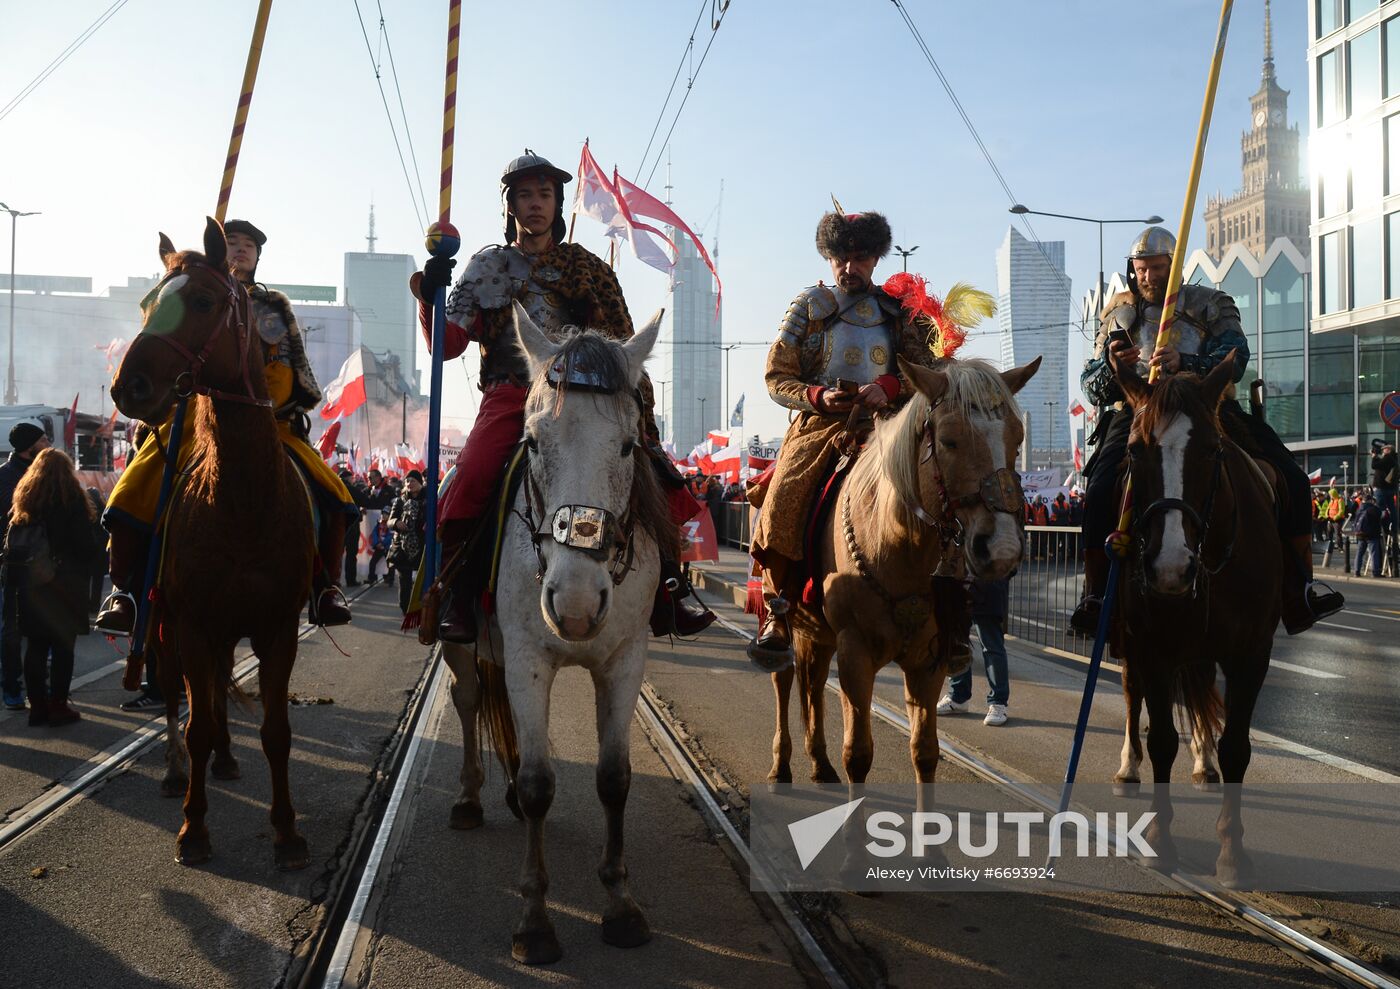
[441,302,667,966]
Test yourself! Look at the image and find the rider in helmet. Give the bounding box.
[411,150,715,644]
[1071,226,1342,636]
[97,220,358,635]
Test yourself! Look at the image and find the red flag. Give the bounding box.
[748,455,774,473]
[707,430,730,448]
[571,142,675,273]
[614,169,722,309]
[317,420,342,460]
[697,453,717,476]
[679,508,719,563]
[63,393,78,450]
[1073,445,1083,472]
[321,349,369,420]
[1068,400,1085,417]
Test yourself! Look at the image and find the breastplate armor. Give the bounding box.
[478,259,578,383]
[815,290,896,388]
[1119,300,1209,378]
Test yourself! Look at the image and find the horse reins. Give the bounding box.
[137,260,272,410]
[518,469,637,587]
[1130,439,1240,598]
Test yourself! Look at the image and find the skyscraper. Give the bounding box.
[1203,0,1310,261]
[666,230,721,453]
[996,227,1071,465]
[344,251,418,391]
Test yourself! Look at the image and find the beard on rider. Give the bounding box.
[829,252,877,294]
[1132,254,1170,305]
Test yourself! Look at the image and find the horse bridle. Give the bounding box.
[137,260,272,409]
[1129,438,1238,598]
[915,408,1026,555]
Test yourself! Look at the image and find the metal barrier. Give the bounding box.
[717,500,751,552]
[1008,525,1090,659]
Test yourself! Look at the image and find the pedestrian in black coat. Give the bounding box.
[3,449,98,726]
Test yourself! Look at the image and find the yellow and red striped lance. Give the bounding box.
[215,0,274,223]
[438,0,461,224]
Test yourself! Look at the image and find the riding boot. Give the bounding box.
[95,524,148,636]
[649,558,716,638]
[750,554,795,669]
[309,513,352,627]
[1281,533,1344,635]
[437,517,480,644]
[1069,545,1109,637]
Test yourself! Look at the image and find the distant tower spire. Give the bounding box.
[1262,0,1275,82]
[366,200,377,253]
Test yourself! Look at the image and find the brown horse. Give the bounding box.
[771,356,1039,788]
[1110,353,1279,884]
[110,218,313,870]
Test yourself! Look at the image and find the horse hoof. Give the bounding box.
[812,766,841,785]
[1216,853,1253,889]
[274,835,310,872]
[1112,779,1140,798]
[1192,773,1222,793]
[505,782,524,822]
[601,909,651,949]
[160,775,189,798]
[176,835,212,866]
[211,756,241,781]
[512,928,562,966]
[766,767,792,785]
[449,801,484,830]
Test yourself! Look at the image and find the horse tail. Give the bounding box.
[1173,660,1223,741]
[475,657,520,781]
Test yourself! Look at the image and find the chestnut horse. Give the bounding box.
[110,218,313,870]
[1110,353,1279,884]
[771,356,1039,788]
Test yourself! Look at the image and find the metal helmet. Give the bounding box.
[1125,226,1176,298]
[501,150,572,245]
[1127,226,1176,260]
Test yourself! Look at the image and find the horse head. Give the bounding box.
[513,301,662,642]
[1115,352,1237,597]
[111,217,266,424]
[896,355,1041,580]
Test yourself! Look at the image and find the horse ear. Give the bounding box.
[1001,355,1041,395]
[897,355,947,404]
[203,216,227,269]
[621,309,663,386]
[512,300,558,375]
[1114,358,1152,409]
[158,233,177,266]
[1201,349,1238,409]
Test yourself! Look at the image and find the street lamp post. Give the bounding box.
[698,396,708,440]
[1008,205,1162,333]
[719,344,738,432]
[1043,400,1057,469]
[1,202,42,406]
[894,244,919,273]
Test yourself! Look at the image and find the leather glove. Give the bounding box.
[418,255,457,302]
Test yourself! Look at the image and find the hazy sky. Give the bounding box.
[1,0,1307,442]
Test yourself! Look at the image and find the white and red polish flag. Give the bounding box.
[1073,445,1083,473]
[707,429,731,448]
[1068,399,1086,417]
[712,449,742,483]
[571,141,675,274]
[317,419,342,460]
[321,348,369,420]
[1308,467,1323,482]
[395,443,416,472]
[613,169,722,309]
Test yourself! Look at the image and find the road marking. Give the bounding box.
[1268,660,1343,680]
[1350,609,1400,622]
[1315,620,1370,632]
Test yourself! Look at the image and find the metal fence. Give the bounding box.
[1008,525,1090,658]
[717,500,751,552]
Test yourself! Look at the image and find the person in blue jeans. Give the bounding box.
[937,577,1011,726]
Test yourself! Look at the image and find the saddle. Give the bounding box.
[799,449,862,610]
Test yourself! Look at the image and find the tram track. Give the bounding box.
[0,583,377,856]
[699,608,1400,989]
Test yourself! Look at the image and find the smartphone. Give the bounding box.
[1107,328,1134,350]
[835,378,860,395]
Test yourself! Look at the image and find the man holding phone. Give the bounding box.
[747,206,940,669]
[1071,227,1341,636]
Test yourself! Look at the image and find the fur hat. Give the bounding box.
[815,209,892,260]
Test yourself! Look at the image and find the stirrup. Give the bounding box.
[1068,595,1102,637]
[94,591,137,637]
[1305,580,1344,619]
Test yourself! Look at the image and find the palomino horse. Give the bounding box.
[772,355,1040,787]
[110,218,313,870]
[442,303,670,965]
[1110,352,1279,883]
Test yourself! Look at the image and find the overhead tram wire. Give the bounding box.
[634,0,710,183]
[887,0,1091,339]
[0,0,133,125]
[351,0,427,230]
[641,0,733,191]
[375,3,433,225]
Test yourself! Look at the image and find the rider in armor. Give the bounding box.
[411,150,714,644]
[1071,226,1343,636]
[747,207,941,670]
[96,219,358,633]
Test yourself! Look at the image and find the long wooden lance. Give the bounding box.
[215,0,274,223]
[124,0,276,689]
[422,0,463,591]
[1052,0,1235,836]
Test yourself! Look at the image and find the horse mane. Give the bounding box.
[847,358,1019,549]
[1133,373,1223,443]
[525,328,678,560]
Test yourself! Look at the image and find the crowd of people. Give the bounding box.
[1311,440,1397,578]
[338,466,428,615]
